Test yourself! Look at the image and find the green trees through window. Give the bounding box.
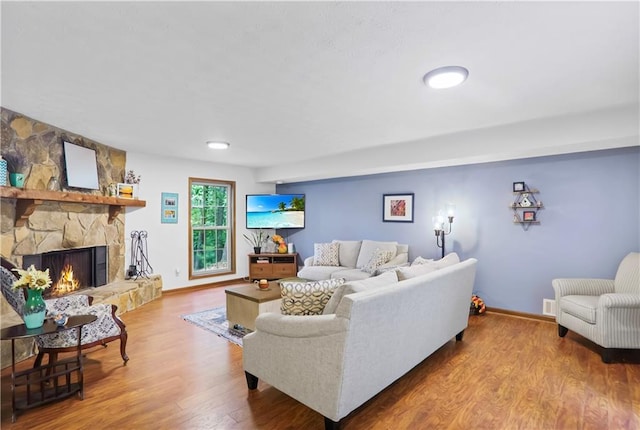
[189,178,235,278]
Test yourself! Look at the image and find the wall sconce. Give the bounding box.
[433,203,455,258]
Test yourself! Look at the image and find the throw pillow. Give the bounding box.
[361,248,395,274]
[280,278,345,315]
[374,262,409,276]
[433,252,460,268]
[396,264,439,281]
[412,256,434,266]
[355,240,398,268]
[313,242,340,266]
[323,271,398,314]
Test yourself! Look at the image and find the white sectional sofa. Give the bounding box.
[297,239,409,281]
[243,256,478,429]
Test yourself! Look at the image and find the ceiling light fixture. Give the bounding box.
[423,66,469,89]
[206,141,230,150]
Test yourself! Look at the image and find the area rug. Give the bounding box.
[181,306,249,347]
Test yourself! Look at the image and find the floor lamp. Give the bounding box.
[433,204,455,258]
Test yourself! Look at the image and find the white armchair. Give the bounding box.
[552,252,640,363]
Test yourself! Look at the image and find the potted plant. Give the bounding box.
[243,230,269,254]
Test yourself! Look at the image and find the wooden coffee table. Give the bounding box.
[225,282,282,331]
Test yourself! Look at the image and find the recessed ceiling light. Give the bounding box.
[423,66,469,89]
[206,141,230,150]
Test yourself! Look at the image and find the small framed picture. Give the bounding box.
[513,181,526,192]
[383,193,414,222]
[117,183,135,199]
[523,211,536,222]
[161,192,179,223]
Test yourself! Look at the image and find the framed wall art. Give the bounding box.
[161,192,178,224]
[523,211,536,222]
[383,193,414,223]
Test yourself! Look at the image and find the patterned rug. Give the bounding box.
[181,306,250,347]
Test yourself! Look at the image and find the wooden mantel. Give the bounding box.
[0,187,146,226]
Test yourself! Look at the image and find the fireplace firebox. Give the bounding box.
[23,246,107,298]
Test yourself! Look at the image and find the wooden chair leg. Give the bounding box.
[120,329,129,364]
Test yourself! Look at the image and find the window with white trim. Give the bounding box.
[189,178,235,278]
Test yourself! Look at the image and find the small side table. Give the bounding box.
[1,314,97,422]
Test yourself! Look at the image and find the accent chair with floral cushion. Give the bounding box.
[1,257,128,367]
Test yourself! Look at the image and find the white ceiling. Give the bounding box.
[2,1,638,183]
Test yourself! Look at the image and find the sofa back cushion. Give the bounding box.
[614,252,640,294]
[397,252,461,281]
[280,278,346,315]
[332,240,362,268]
[313,242,340,266]
[355,240,398,269]
[322,271,398,315]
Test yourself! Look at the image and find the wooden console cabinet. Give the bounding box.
[249,253,298,281]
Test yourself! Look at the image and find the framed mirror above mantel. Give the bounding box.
[0,187,146,226]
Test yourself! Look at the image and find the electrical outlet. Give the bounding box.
[175,267,181,276]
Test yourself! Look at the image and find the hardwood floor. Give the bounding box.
[2,285,639,429]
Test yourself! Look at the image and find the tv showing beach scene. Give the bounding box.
[246,194,305,229]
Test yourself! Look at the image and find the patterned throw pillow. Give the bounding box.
[361,248,394,274]
[313,242,340,266]
[280,278,345,315]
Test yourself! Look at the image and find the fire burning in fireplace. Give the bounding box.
[50,264,81,297]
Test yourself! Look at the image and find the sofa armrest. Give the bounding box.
[552,278,614,298]
[303,256,314,267]
[600,293,640,309]
[254,312,349,338]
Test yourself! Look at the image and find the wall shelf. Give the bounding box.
[510,184,543,229]
[0,187,146,226]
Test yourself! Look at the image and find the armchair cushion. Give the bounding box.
[559,295,599,324]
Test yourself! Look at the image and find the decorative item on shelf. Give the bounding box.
[433,203,455,258]
[287,243,295,254]
[108,183,117,197]
[272,234,287,254]
[122,169,141,199]
[47,176,60,191]
[9,173,24,188]
[12,265,52,329]
[0,155,7,186]
[470,294,486,315]
[244,229,269,254]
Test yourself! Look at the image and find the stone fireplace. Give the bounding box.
[23,246,108,298]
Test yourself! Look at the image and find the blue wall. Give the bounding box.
[277,147,640,315]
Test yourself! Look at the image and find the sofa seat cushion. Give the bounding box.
[559,295,599,324]
[355,240,398,268]
[323,271,399,314]
[280,278,346,315]
[297,265,345,281]
[330,268,372,282]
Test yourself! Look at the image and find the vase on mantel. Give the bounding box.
[23,288,47,329]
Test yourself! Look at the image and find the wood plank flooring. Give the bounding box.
[2,285,639,429]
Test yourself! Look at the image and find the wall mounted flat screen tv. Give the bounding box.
[246,194,305,229]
